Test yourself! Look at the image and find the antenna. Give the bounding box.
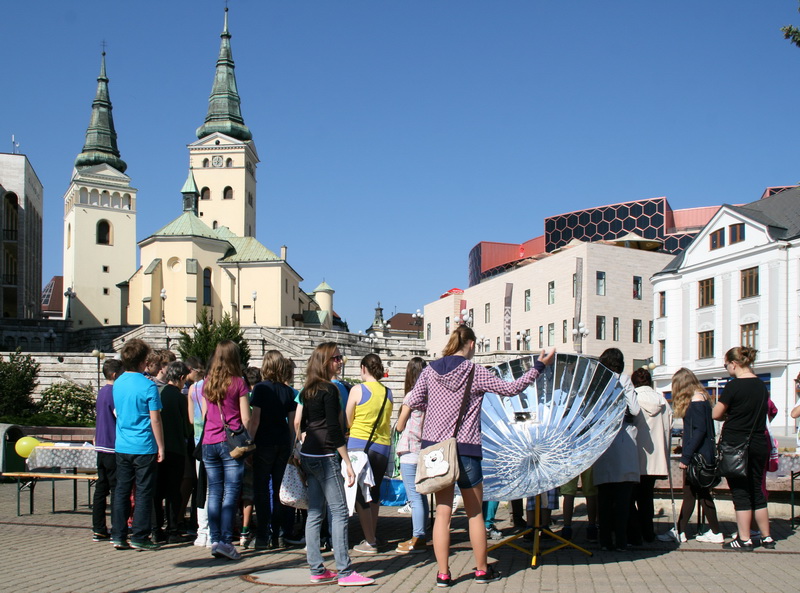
[11,135,20,154]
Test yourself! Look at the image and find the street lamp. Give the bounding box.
[46,328,56,352]
[571,321,590,354]
[454,308,473,327]
[64,287,76,320]
[91,349,105,391]
[411,308,424,338]
[252,290,258,325]
[160,288,167,324]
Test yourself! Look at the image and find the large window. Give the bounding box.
[484,303,491,323]
[596,316,606,340]
[741,323,758,348]
[699,278,715,308]
[596,271,606,296]
[741,267,759,299]
[709,228,725,250]
[524,289,531,312]
[613,317,620,341]
[96,220,111,245]
[658,292,666,317]
[547,323,555,347]
[633,319,643,343]
[203,268,212,305]
[698,330,714,359]
[547,281,555,305]
[633,276,642,300]
[729,223,745,244]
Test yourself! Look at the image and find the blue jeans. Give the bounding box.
[301,455,352,577]
[111,452,157,543]
[203,442,245,545]
[456,454,483,489]
[399,461,428,538]
[253,444,294,541]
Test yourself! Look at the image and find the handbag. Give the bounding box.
[415,367,475,495]
[280,460,309,509]
[217,402,256,459]
[716,394,764,480]
[686,404,721,489]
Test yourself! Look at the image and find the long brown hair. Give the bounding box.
[404,357,427,394]
[442,325,476,357]
[303,342,339,400]
[261,349,285,382]
[670,367,708,419]
[204,340,243,403]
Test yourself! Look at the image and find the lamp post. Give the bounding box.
[160,288,167,324]
[64,287,76,320]
[46,328,56,352]
[411,309,424,338]
[252,290,258,325]
[91,349,105,391]
[454,308,473,327]
[571,321,590,354]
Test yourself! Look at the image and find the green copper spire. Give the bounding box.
[196,7,252,142]
[181,170,199,215]
[74,52,127,173]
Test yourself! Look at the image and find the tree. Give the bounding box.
[782,3,800,48]
[176,308,251,367]
[0,350,40,417]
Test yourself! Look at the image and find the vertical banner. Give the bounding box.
[503,283,513,350]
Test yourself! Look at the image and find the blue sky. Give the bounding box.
[4,1,800,331]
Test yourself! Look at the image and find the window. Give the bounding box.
[649,320,654,344]
[248,192,253,206]
[563,319,568,343]
[497,337,501,351]
[102,265,109,273]
[572,273,577,297]
[596,316,606,340]
[485,339,490,353]
[524,289,531,312]
[613,317,620,341]
[203,268,212,305]
[658,292,666,317]
[698,330,714,359]
[468,308,474,323]
[202,158,209,168]
[633,319,643,343]
[212,220,218,229]
[741,267,759,299]
[538,326,544,348]
[96,220,111,245]
[445,317,450,335]
[547,323,555,347]
[285,279,288,293]
[223,186,233,200]
[426,323,431,341]
[200,187,210,200]
[709,228,725,250]
[596,271,606,296]
[699,278,715,307]
[729,223,745,244]
[484,303,490,323]
[633,276,642,300]
[741,323,759,348]
[547,281,555,305]
[659,340,666,365]
[102,288,109,295]
[225,158,233,168]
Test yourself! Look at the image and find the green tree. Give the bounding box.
[782,3,800,48]
[0,350,40,417]
[176,308,250,367]
[39,382,96,424]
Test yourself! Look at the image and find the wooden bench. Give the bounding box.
[2,471,98,516]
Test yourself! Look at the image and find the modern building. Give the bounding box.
[0,152,43,319]
[651,185,800,430]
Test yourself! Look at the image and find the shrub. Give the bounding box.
[177,308,250,367]
[0,350,39,417]
[38,382,97,425]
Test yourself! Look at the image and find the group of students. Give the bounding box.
[92,329,785,588]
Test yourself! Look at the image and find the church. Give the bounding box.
[60,8,340,332]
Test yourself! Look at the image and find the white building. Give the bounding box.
[651,185,800,430]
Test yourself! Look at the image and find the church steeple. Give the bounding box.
[181,170,200,215]
[74,52,127,173]
[196,7,252,142]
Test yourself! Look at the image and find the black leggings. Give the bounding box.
[725,435,769,511]
[678,469,719,534]
[356,449,388,507]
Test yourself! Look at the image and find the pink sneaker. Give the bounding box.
[338,571,375,586]
[310,569,338,584]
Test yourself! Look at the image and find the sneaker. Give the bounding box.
[761,536,776,550]
[695,529,724,544]
[436,572,452,588]
[353,540,378,554]
[338,571,375,586]
[151,529,167,544]
[239,531,254,548]
[112,540,131,550]
[130,539,161,551]
[194,534,209,547]
[92,531,111,542]
[586,523,598,543]
[486,527,503,540]
[656,527,686,543]
[213,541,242,560]
[723,537,754,552]
[475,566,501,584]
[397,502,412,514]
[395,537,428,554]
[310,569,338,584]
[273,536,286,549]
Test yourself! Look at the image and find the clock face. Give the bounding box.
[212,155,223,167]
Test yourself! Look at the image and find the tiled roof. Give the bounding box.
[303,310,329,326]
[314,280,334,293]
[221,236,279,262]
[152,212,221,240]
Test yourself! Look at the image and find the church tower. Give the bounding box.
[189,7,258,238]
[62,52,137,327]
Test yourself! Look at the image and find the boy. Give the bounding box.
[92,358,124,541]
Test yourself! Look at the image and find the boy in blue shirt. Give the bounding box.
[111,338,165,550]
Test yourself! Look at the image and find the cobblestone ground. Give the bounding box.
[0,480,798,592]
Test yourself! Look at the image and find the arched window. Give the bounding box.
[202,158,210,168]
[203,268,212,305]
[67,224,71,248]
[97,220,111,245]
[225,158,233,168]
[201,187,210,200]
[223,186,233,200]
[212,220,218,229]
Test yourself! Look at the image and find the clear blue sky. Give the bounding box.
[4,1,800,331]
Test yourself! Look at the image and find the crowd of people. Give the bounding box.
[92,332,786,587]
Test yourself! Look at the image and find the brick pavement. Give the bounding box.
[0,480,798,593]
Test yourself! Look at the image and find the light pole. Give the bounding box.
[46,328,56,352]
[252,290,258,325]
[160,288,167,324]
[91,349,105,391]
[64,287,76,320]
[454,308,473,327]
[571,321,590,354]
[411,309,424,338]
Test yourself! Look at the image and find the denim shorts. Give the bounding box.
[456,455,483,489]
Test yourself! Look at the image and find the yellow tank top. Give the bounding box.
[349,382,392,446]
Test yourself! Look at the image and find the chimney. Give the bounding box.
[280,245,287,260]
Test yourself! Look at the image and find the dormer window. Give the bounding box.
[729,223,745,244]
[709,228,725,250]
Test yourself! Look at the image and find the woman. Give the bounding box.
[200,340,251,561]
[405,325,555,587]
[713,346,775,550]
[593,348,640,551]
[299,343,374,586]
[656,368,720,544]
[346,354,393,554]
[395,357,429,554]
[249,350,297,550]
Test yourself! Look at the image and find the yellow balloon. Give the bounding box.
[38,442,55,447]
[14,436,41,458]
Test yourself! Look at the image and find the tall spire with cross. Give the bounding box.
[74,50,127,173]
[196,6,252,141]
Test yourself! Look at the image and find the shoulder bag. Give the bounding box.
[686,403,721,489]
[217,401,256,459]
[415,367,475,495]
[716,394,764,480]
